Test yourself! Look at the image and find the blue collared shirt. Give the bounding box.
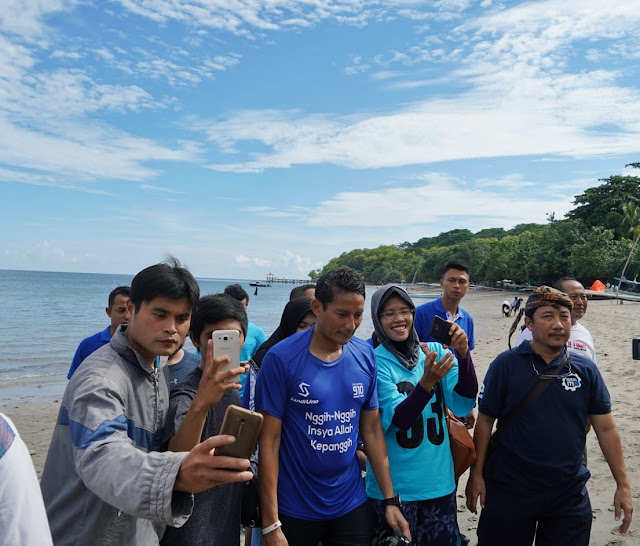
[67,325,112,379]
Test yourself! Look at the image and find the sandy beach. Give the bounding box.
[3,290,638,545]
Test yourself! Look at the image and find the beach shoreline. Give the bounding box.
[3,291,639,544]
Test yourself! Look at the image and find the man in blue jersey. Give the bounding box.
[67,285,130,378]
[256,267,410,546]
[466,286,633,545]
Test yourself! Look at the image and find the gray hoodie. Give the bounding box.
[40,328,193,545]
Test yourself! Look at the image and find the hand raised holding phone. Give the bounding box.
[429,316,469,358]
[193,334,248,414]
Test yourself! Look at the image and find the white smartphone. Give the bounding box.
[212,329,241,383]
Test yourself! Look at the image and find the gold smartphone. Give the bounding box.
[216,405,263,459]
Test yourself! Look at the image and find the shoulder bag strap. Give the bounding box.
[492,349,568,444]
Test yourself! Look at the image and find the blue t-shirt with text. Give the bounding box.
[255,327,378,521]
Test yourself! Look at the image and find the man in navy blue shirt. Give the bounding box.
[466,286,633,545]
[67,286,130,378]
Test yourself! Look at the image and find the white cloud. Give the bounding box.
[305,177,574,228]
[198,1,640,172]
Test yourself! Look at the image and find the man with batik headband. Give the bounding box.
[466,286,633,546]
[512,278,596,362]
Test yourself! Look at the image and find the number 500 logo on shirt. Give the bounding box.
[352,383,364,398]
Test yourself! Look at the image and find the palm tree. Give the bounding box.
[620,201,640,279]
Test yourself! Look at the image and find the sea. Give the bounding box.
[0,269,379,404]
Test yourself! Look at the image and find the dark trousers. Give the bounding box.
[279,501,375,546]
[477,479,592,546]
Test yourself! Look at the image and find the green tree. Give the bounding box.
[567,164,640,235]
[619,201,640,279]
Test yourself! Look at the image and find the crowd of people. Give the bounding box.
[2,258,634,546]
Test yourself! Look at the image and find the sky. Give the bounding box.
[2,0,639,280]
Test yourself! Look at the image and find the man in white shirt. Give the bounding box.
[515,278,595,363]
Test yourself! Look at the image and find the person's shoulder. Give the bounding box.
[77,328,106,349]
[416,298,438,312]
[248,322,266,336]
[568,349,598,371]
[171,366,202,398]
[490,345,525,367]
[181,350,201,366]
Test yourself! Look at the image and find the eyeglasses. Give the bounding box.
[529,349,573,380]
[379,309,413,320]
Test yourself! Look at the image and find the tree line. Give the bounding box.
[310,164,640,286]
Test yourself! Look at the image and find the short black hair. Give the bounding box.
[224,283,249,305]
[190,294,248,342]
[554,277,579,292]
[442,261,470,278]
[108,286,130,307]
[290,284,316,301]
[315,267,365,309]
[129,257,199,313]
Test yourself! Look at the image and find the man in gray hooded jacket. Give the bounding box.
[40,259,253,545]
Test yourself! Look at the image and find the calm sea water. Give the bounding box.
[0,269,379,404]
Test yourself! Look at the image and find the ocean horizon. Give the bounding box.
[0,269,378,404]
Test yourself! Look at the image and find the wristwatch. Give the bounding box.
[382,494,401,508]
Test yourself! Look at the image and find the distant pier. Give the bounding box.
[266,273,312,285]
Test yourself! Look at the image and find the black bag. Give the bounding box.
[240,476,260,527]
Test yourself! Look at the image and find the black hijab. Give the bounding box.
[371,284,421,371]
[252,297,314,368]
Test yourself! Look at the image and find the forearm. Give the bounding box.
[392,383,433,430]
[361,420,394,498]
[453,353,478,399]
[258,435,281,526]
[469,413,494,475]
[595,423,631,488]
[168,401,209,452]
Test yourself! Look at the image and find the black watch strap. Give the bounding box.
[382,494,401,508]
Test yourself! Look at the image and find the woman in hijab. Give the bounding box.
[367,285,478,546]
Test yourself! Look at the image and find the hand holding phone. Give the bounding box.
[216,405,263,459]
[429,315,453,346]
[213,330,242,383]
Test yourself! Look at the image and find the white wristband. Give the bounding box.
[262,520,282,536]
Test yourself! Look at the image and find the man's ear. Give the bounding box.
[105,306,112,318]
[189,331,200,350]
[524,316,533,331]
[125,299,135,318]
[311,298,322,317]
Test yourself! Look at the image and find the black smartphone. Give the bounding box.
[633,339,640,360]
[429,315,453,346]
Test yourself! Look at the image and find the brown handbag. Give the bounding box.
[446,409,476,480]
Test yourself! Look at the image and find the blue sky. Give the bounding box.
[2,0,639,279]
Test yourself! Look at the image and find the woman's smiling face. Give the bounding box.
[379,294,414,343]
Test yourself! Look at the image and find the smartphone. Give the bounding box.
[213,329,241,382]
[633,339,640,360]
[216,405,263,459]
[429,315,453,346]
